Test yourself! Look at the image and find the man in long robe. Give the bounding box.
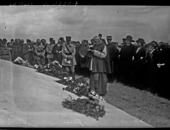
[89,36,111,98]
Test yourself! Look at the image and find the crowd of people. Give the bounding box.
[1,34,170,99]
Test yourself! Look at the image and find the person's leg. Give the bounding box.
[47,58,50,64]
[89,72,95,92]
[97,73,107,96]
[70,66,75,80]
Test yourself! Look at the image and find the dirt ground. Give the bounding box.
[104,81,170,127]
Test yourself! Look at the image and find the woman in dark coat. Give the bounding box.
[52,38,63,65]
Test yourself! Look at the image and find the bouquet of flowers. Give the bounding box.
[63,77,90,97]
[13,57,34,68]
[62,95,106,120]
[36,60,69,79]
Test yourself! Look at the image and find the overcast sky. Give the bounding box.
[0,6,170,43]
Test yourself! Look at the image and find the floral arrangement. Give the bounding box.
[62,77,90,97]
[13,57,34,68]
[36,60,69,79]
[62,95,106,120]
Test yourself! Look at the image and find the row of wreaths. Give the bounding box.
[13,57,106,120]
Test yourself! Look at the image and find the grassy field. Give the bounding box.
[104,82,170,127]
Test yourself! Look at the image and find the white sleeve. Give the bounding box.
[93,45,107,58]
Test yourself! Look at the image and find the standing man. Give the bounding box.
[62,36,76,80]
[16,39,24,59]
[0,40,12,61]
[34,39,45,65]
[11,39,18,61]
[52,37,63,65]
[106,36,119,83]
[22,39,33,64]
[46,38,55,63]
[89,36,111,99]
[132,38,146,89]
[98,34,107,45]
[8,39,14,56]
[119,35,136,85]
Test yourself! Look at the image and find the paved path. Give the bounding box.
[0,60,153,127]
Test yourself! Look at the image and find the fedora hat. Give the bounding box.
[123,35,135,42]
[136,38,145,45]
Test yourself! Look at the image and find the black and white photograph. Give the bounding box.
[0,5,170,128]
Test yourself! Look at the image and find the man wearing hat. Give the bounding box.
[15,39,24,59]
[34,39,45,65]
[46,38,55,63]
[132,38,147,89]
[106,36,119,82]
[62,36,77,80]
[0,39,12,61]
[11,39,18,61]
[144,41,160,92]
[88,36,111,100]
[156,41,170,97]
[98,34,107,45]
[52,37,63,65]
[7,39,14,57]
[79,39,91,77]
[22,39,34,65]
[119,35,136,85]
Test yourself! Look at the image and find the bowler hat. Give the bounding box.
[107,36,112,40]
[98,34,102,37]
[147,42,155,47]
[122,38,126,41]
[59,37,64,41]
[123,35,135,42]
[49,38,53,41]
[66,36,71,39]
[27,39,31,43]
[136,38,145,45]
[151,40,158,46]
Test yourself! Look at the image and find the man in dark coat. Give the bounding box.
[155,43,170,98]
[22,39,34,65]
[0,40,11,61]
[79,40,91,77]
[132,38,147,89]
[119,35,136,85]
[98,34,107,45]
[74,41,82,76]
[144,42,158,93]
[52,37,63,65]
[106,36,119,83]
